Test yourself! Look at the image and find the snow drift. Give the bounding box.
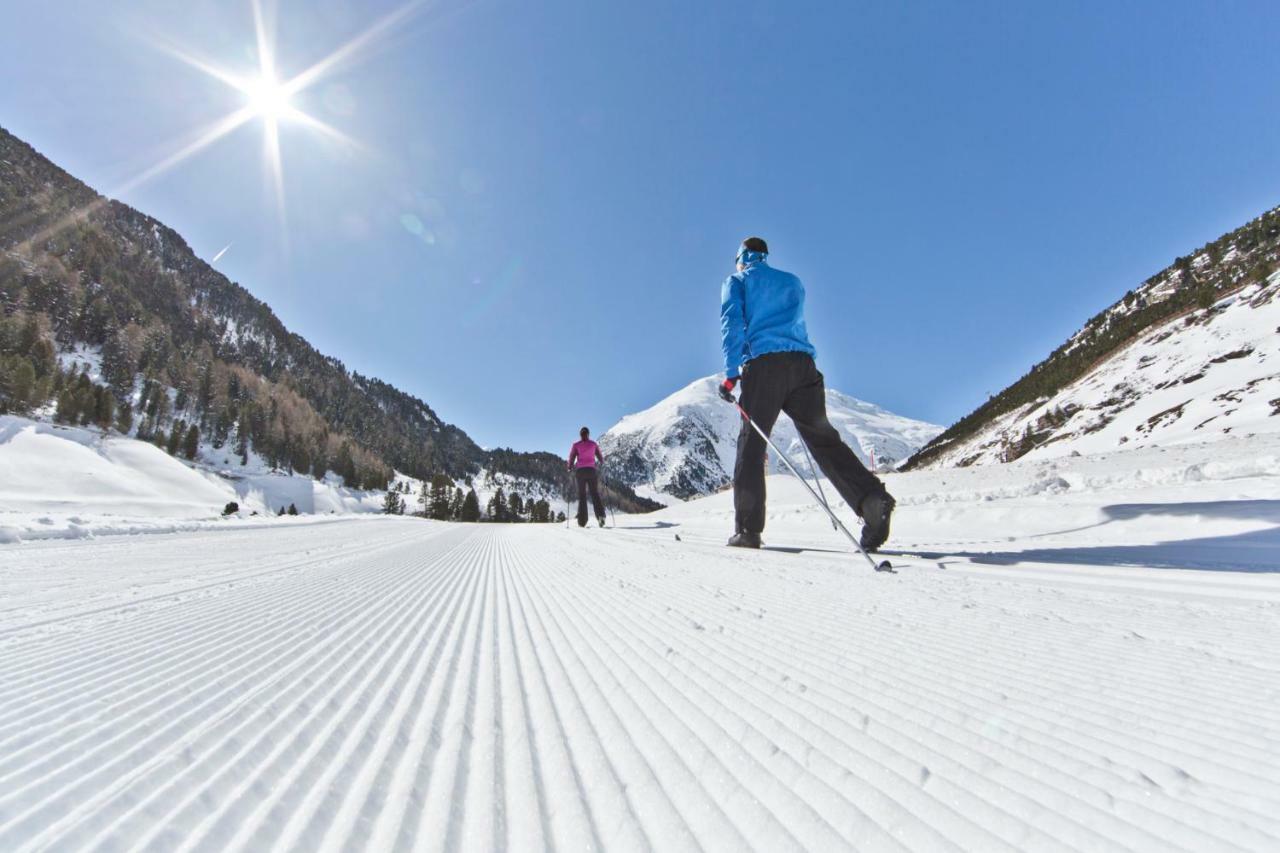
[0,416,384,542]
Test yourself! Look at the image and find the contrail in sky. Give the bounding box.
[211,242,232,264]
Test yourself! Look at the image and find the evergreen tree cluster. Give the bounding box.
[483,485,557,523]
[394,476,557,524]
[407,474,483,522]
[906,205,1280,469]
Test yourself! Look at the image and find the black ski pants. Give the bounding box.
[734,351,885,535]
[575,467,606,524]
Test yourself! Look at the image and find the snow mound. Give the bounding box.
[0,416,384,543]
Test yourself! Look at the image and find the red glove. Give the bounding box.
[718,377,738,403]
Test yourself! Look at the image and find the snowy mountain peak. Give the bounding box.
[600,375,941,500]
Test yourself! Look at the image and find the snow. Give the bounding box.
[1,433,1277,850]
[56,343,103,384]
[0,416,386,542]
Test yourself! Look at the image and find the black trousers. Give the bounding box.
[734,352,885,535]
[575,467,605,523]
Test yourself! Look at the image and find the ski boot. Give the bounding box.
[858,491,896,552]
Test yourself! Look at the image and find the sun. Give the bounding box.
[243,73,294,121]
[103,0,429,231]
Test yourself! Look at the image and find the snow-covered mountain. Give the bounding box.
[909,205,1280,470]
[917,274,1280,469]
[599,375,941,500]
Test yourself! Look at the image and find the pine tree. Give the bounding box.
[335,442,356,485]
[183,423,200,460]
[450,487,464,520]
[93,386,114,430]
[8,360,35,411]
[55,388,78,424]
[487,486,507,522]
[509,492,524,522]
[429,473,452,520]
[382,489,404,515]
[235,419,250,466]
[531,499,550,523]
[418,479,432,517]
[167,419,185,455]
[287,503,298,516]
[115,399,134,434]
[74,375,95,426]
[461,488,481,522]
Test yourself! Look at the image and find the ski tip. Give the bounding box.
[876,560,894,573]
[674,533,681,541]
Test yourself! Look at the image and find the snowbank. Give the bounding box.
[0,416,385,543]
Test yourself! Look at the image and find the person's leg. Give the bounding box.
[587,471,606,521]
[575,470,589,526]
[782,358,887,514]
[733,354,789,535]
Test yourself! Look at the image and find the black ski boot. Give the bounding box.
[727,530,761,549]
[859,491,896,552]
[598,516,607,528]
[578,516,588,528]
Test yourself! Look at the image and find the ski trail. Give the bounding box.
[0,518,1277,851]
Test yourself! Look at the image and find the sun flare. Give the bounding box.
[243,74,294,121]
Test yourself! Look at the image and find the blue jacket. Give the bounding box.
[720,256,816,379]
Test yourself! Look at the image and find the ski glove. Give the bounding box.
[718,377,738,404]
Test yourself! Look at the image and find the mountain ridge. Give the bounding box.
[905,205,1280,469]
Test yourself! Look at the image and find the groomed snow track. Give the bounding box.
[1,519,1278,851]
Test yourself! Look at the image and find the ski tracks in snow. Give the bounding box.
[0,519,1278,851]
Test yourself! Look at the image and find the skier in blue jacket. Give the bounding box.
[719,237,895,550]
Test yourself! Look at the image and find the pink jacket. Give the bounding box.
[569,439,601,469]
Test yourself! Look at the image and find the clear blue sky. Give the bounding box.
[3,1,1279,452]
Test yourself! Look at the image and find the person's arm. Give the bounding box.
[568,445,577,470]
[595,443,604,467]
[720,274,747,380]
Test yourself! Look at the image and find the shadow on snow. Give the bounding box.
[886,499,1280,574]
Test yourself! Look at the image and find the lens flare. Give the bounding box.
[244,73,294,121]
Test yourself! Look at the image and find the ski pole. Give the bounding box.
[798,439,837,531]
[733,401,892,573]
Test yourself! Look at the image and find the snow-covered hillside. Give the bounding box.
[922,275,1280,468]
[0,416,386,542]
[600,375,941,500]
[1,433,1278,850]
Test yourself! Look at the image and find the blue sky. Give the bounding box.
[3,1,1279,452]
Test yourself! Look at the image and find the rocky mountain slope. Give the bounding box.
[907,205,1280,469]
[599,375,940,500]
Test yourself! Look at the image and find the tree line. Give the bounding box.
[381,474,565,523]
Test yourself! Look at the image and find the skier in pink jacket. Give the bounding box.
[568,426,607,527]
